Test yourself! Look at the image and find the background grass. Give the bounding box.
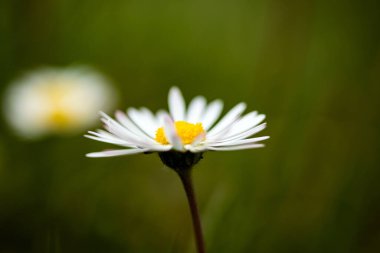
[0,0,380,252]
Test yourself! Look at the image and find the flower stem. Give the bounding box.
[177,169,205,253]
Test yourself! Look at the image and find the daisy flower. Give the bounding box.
[85,86,269,253]
[86,86,269,158]
[3,66,116,139]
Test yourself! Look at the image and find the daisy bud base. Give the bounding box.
[158,151,203,171]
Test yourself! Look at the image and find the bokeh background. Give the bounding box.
[1,0,380,252]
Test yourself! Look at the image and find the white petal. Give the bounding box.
[97,128,127,137]
[201,99,223,130]
[186,96,206,123]
[149,145,173,152]
[168,87,186,121]
[156,110,168,125]
[191,132,206,146]
[103,123,143,146]
[162,113,183,151]
[209,136,270,146]
[140,107,159,128]
[207,102,246,137]
[88,130,125,143]
[210,123,267,143]
[114,111,143,134]
[223,113,265,139]
[100,112,154,147]
[100,115,133,140]
[92,129,134,143]
[185,145,207,152]
[84,134,137,147]
[114,111,156,142]
[127,108,157,138]
[207,144,265,151]
[86,148,149,158]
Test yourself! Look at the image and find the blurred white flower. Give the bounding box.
[3,66,116,139]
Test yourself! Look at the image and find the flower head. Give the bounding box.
[86,87,269,158]
[4,66,116,139]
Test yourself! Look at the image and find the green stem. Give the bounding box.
[177,169,205,253]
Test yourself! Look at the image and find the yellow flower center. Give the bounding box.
[40,82,80,130]
[155,121,206,145]
[48,108,74,129]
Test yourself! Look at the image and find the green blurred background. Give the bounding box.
[1,0,380,252]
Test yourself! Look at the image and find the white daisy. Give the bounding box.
[86,86,269,158]
[3,66,116,139]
